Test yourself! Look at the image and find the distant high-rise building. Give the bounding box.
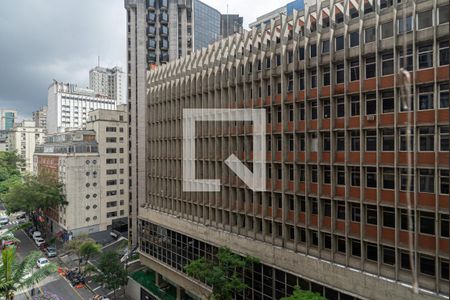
[47,80,116,133]
[221,14,243,38]
[0,109,17,131]
[0,130,9,152]
[193,0,221,49]
[89,66,127,105]
[249,0,305,29]
[32,106,48,129]
[8,120,45,173]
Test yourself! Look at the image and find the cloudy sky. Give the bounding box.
[0,0,289,120]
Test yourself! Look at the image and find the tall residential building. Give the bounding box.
[32,106,48,129]
[0,109,17,131]
[86,105,129,232]
[0,131,9,152]
[221,14,243,38]
[135,1,450,299]
[47,80,116,133]
[89,66,127,105]
[8,120,45,173]
[125,0,223,245]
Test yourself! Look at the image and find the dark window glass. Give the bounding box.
[383,246,396,265]
[382,206,395,228]
[335,35,344,51]
[366,243,378,261]
[420,255,435,276]
[366,205,377,225]
[420,211,435,234]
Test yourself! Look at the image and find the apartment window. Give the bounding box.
[106,127,117,132]
[323,100,330,119]
[299,134,305,151]
[298,47,305,60]
[383,246,396,265]
[323,67,330,86]
[350,96,360,116]
[399,128,414,151]
[417,10,433,30]
[107,211,118,218]
[348,60,360,82]
[441,214,449,237]
[310,70,317,88]
[351,131,360,151]
[400,169,415,191]
[440,170,449,194]
[106,159,117,164]
[311,166,318,183]
[439,41,449,65]
[400,209,415,231]
[399,46,413,71]
[382,91,394,113]
[323,133,331,151]
[299,102,305,120]
[288,134,294,151]
[336,11,344,24]
[310,44,317,58]
[419,169,434,193]
[442,260,449,281]
[381,21,393,39]
[267,84,271,96]
[276,107,282,123]
[351,167,360,186]
[366,167,377,188]
[398,15,413,33]
[323,166,331,184]
[351,240,361,257]
[335,35,344,51]
[440,83,449,108]
[299,71,305,90]
[382,129,395,151]
[323,200,331,217]
[322,40,330,54]
[311,199,318,214]
[289,165,294,181]
[366,56,376,78]
[265,57,271,69]
[351,203,361,222]
[439,5,449,24]
[106,148,117,154]
[419,127,434,151]
[365,93,376,115]
[382,206,395,228]
[382,168,395,190]
[418,44,433,69]
[106,169,117,175]
[336,202,345,220]
[420,255,435,277]
[323,234,332,249]
[366,243,378,262]
[366,130,377,151]
[337,167,345,186]
[364,27,376,43]
[323,17,330,28]
[276,54,281,66]
[418,85,434,110]
[349,31,359,48]
[336,132,345,151]
[336,97,345,118]
[299,165,305,182]
[310,101,317,120]
[381,52,394,75]
[337,237,346,253]
[420,211,435,235]
[366,205,377,225]
[401,252,412,270]
[336,63,344,84]
[310,231,318,246]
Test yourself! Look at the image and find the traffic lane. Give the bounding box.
[14,229,39,261]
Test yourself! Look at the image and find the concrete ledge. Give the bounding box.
[139,209,442,300]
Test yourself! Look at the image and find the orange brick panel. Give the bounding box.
[275,180,282,190]
[416,110,435,125]
[364,188,377,202]
[380,75,394,88]
[437,66,449,81]
[298,121,306,131]
[322,119,330,129]
[298,91,305,100]
[348,116,360,128]
[380,152,394,165]
[321,87,330,97]
[347,81,359,93]
[379,113,394,126]
[416,69,434,84]
[439,239,449,255]
[348,152,360,164]
[439,195,448,209]
[382,228,395,243]
[335,186,345,198]
[287,181,295,191]
[397,112,414,126]
[335,221,345,233]
[438,109,449,124]
[310,120,317,130]
[322,216,331,229]
[334,84,345,94]
[380,190,395,205]
[299,182,306,193]
[349,222,360,236]
[310,215,318,227]
[275,151,282,161]
[310,152,318,162]
[310,183,318,195]
[335,152,345,163]
[287,152,294,161]
[349,187,360,199]
[364,152,376,164]
[335,118,345,128]
[364,78,376,91]
[365,225,377,240]
[417,152,435,167]
[287,92,294,102]
[309,88,317,99]
[417,193,435,209]
[287,211,294,222]
[418,234,436,251]
[322,152,330,163]
[298,152,305,162]
[322,184,331,196]
[287,121,294,131]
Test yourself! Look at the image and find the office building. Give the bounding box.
[86,105,129,232]
[193,0,221,49]
[221,14,244,38]
[0,131,9,152]
[0,109,17,131]
[47,80,116,133]
[33,106,48,129]
[8,120,45,173]
[137,0,449,299]
[89,66,127,105]
[249,0,306,29]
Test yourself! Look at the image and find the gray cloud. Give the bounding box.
[0,0,126,119]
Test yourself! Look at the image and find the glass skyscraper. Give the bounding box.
[193,0,221,50]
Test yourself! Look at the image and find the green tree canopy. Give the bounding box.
[93,251,128,298]
[281,287,326,300]
[64,236,102,272]
[0,151,23,199]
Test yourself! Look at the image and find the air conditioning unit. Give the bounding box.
[367,115,376,121]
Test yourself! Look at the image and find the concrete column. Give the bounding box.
[155,272,161,286]
[176,286,186,300]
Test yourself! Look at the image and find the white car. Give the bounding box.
[36,258,49,268]
[0,216,9,225]
[32,231,42,239]
[34,237,46,247]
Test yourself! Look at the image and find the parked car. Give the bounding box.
[34,237,46,247]
[32,231,42,239]
[45,246,57,258]
[37,258,49,268]
[0,216,9,225]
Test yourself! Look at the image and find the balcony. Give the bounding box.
[146,0,155,10]
[159,12,168,24]
[147,13,156,23]
[147,26,156,36]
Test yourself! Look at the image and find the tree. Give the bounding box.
[281,287,326,300]
[0,151,23,199]
[0,247,56,300]
[185,247,257,300]
[93,251,128,299]
[64,236,101,272]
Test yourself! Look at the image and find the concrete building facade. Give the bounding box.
[8,120,45,173]
[0,109,17,131]
[47,80,116,133]
[89,66,127,105]
[221,14,244,38]
[139,0,449,299]
[33,106,48,129]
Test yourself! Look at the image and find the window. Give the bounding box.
[323,17,330,28]
[323,133,331,151]
[365,56,376,78]
[382,168,395,190]
[440,170,449,195]
[399,128,414,151]
[106,127,117,132]
[350,96,360,116]
[351,131,360,151]
[299,71,305,90]
[337,237,346,253]
[420,255,435,276]
[107,211,118,218]
[106,148,117,154]
[382,91,394,113]
[323,67,330,86]
[349,31,359,48]
[323,234,332,249]
[418,44,433,69]
[439,41,449,66]
[287,75,293,92]
[351,240,361,257]
[299,134,305,151]
[380,0,393,9]
[440,126,449,151]
[400,209,415,231]
[350,60,359,81]
[420,213,435,235]
[311,199,318,214]
[322,40,330,54]
[418,85,434,110]
[397,15,413,33]
[351,203,360,222]
[439,5,449,24]
[419,169,435,193]
[399,46,413,71]
[106,137,117,143]
[383,246,396,265]
[366,130,377,151]
[311,166,318,183]
[366,243,378,262]
[401,251,413,270]
[336,202,345,220]
[381,21,393,39]
[299,102,305,120]
[382,129,395,151]
[336,132,345,151]
[419,127,434,151]
[323,100,330,119]
[337,167,345,186]
[351,167,360,186]
[310,44,317,58]
[323,200,331,217]
[298,47,305,60]
[400,168,415,192]
[417,10,433,30]
[336,63,344,84]
[336,97,345,118]
[310,70,317,88]
[382,206,395,227]
[310,101,317,120]
[299,165,305,182]
[335,35,344,51]
[350,7,359,19]
[381,52,394,75]
[366,205,377,225]
[440,83,449,108]
[323,166,331,183]
[335,11,344,24]
[364,27,376,43]
[364,1,373,14]
[441,214,449,237]
[366,167,377,188]
[441,259,449,280]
